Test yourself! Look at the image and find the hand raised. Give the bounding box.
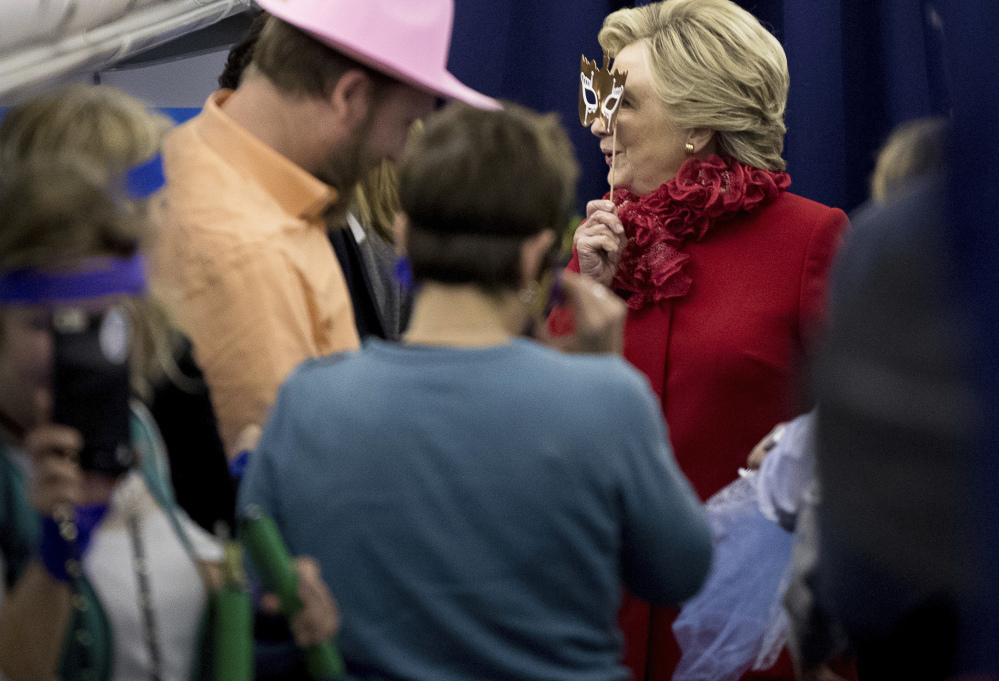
[573,200,627,287]
[289,556,339,648]
[25,389,84,518]
[540,271,626,355]
[746,422,788,471]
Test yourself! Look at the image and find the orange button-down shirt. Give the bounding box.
[152,91,360,453]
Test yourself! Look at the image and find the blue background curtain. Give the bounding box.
[448,0,951,215]
[447,0,628,216]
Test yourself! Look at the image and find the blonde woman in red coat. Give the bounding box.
[551,1,848,679]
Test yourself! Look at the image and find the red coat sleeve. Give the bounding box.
[547,253,582,337]
[799,207,849,353]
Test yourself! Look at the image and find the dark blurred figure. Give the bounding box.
[814,116,972,680]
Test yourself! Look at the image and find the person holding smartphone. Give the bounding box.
[0,83,238,536]
[0,159,338,681]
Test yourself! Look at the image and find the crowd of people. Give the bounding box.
[0,0,972,680]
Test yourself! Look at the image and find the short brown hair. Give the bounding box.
[399,103,579,291]
[252,16,392,99]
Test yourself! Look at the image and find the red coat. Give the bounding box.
[555,190,848,680]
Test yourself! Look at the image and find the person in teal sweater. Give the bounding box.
[239,102,712,681]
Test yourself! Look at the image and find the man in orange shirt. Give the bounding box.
[153,0,499,455]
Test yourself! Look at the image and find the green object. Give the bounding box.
[305,644,346,680]
[240,505,346,680]
[214,539,254,681]
[214,590,254,681]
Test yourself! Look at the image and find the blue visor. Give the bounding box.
[124,154,165,200]
[0,255,147,305]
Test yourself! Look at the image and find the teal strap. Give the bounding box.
[0,440,112,679]
[130,401,216,681]
[0,444,38,587]
[131,401,200,559]
[59,577,114,681]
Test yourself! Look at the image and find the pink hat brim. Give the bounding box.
[309,29,502,111]
[427,71,503,111]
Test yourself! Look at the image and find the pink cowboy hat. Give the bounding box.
[254,0,500,110]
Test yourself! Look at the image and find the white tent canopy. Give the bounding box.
[0,0,251,104]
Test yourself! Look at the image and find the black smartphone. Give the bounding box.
[539,246,569,318]
[52,305,135,477]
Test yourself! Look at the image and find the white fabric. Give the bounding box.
[673,472,794,681]
[756,411,817,528]
[84,472,222,681]
[346,212,367,244]
[0,1,252,100]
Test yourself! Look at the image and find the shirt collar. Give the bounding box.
[194,90,337,222]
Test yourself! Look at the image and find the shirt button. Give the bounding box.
[76,630,92,647]
[73,595,88,611]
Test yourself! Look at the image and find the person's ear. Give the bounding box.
[393,212,409,256]
[520,230,556,286]
[329,70,374,131]
[686,128,716,156]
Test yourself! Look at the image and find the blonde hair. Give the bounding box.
[0,84,171,180]
[354,160,401,243]
[0,85,188,400]
[599,0,789,171]
[0,158,139,270]
[870,116,947,203]
[353,121,425,244]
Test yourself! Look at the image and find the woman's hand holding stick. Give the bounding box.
[573,199,627,287]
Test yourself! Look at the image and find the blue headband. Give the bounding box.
[0,255,147,305]
[124,154,165,200]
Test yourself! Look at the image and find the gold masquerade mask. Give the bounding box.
[578,54,628,130]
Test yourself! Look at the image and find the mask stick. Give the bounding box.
[610,124,617,202]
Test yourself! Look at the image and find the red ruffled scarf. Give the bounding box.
[608,154,791,310]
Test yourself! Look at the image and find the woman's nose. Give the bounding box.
[590,118,608,137]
